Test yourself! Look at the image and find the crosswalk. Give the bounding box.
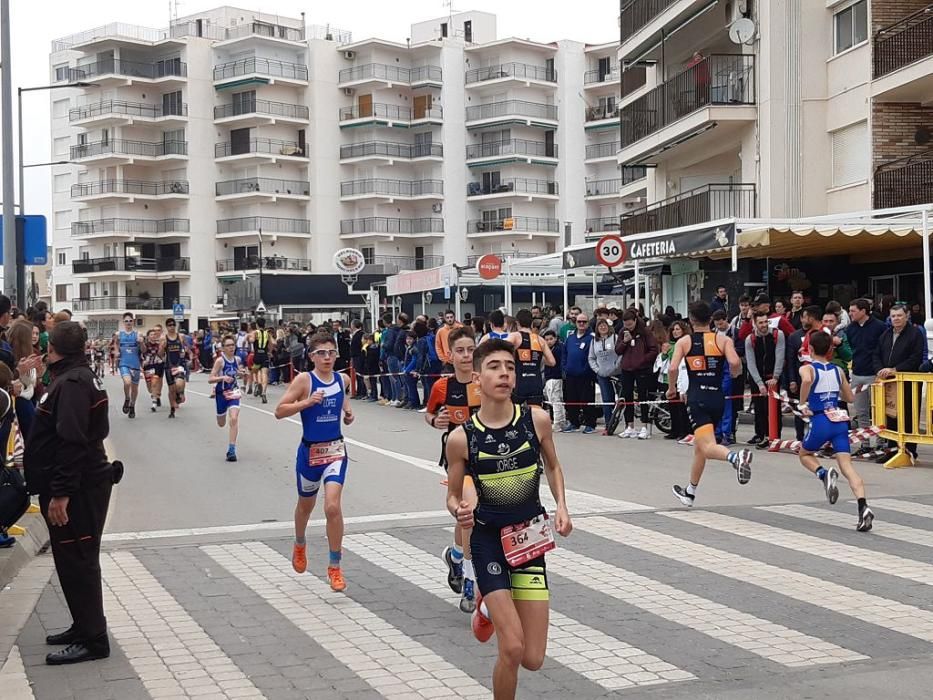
[10,497,933,698]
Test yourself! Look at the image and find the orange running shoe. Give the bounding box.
[471,592,494,643]
[328,566,347,592]
[291,543,307,574]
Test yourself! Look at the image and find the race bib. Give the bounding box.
[144,369,156,377]
[308,439,346,467]
[500,513,555,568]
[826,408,850,423]
[223,388,241,401]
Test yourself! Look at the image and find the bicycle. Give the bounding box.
[605,376,672,437]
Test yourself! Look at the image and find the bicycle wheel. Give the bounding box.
[606,404,623,435]
[654,406,673,434]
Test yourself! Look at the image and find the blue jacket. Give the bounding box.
[562,332,595,378]
[402,343,421,374]
[380,325,398,362]
[844,317,887,376]
[544,341,563,381]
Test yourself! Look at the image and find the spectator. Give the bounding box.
[710,285,729,317]
[390,313,411,407]
[559,306,582,341]
[423,318,442,400]
[542,330,565,430]
[825,300,850,331]
[401,330,423,410]
[363,334,380,401]
[739,294,796,342]
[587,318,620,434]
[661,321,691,440]
[821,309,852,377]
[332,319,351,373]
[773,299,787,318]
[434,309,460,371]
[561,312,597,434]
[875,304,924,463]
[785,305,822,443]
[910,302,924,327]
[349,320,365,398]
[615,310,659,440]
[9,319,42,438]
[745,310,786,449]
[788,291,805,330]
[845,298,886,454]
[547,307,564,335]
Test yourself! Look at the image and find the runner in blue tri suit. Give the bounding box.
[798,330,874,531]
[275,332,354,593]
[111,311,145,419]
[161,318,188,419]
[479,309,511,344]
[209,335,245,462]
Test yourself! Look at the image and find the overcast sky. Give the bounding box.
[2,0,619,222]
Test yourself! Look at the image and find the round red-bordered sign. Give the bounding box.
[476,254,502,280]
[595,234,627,268]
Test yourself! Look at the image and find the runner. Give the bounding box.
[275,332,354,592]
[669,301,752,506]
[425,326,482,612]
[112,312,145,419]
[235,322,251,394]
[252,318,272,403]
[445,338,572,700]
[209,335,245,462]
[162,318,188,419]
[798,331,874,531]
[142,327,165,413]
[480,309,510,344]
[507,309,555,407]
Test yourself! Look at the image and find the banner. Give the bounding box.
[628,222,735,261]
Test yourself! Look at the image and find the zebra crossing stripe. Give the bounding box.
[548,548,865,667]
[0,647,34,700]
[664,510,933,586]
[203,542,490,699]
[762,504,933,550]
[102,552,266,699]
[868,499,933,524]
[344,531,693,691]
[576,515,933,645]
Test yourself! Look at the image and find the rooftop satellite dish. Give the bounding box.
[729,17,756,45]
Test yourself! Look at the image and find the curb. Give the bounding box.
[0,510,50,591]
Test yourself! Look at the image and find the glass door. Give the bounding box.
[869,275,897,307]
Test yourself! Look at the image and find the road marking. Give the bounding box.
[103,551,266,699]
[868,498,933,522]
[344,531,694,690]
[665,510,933,586]
[204,541,489,698]
[576,515,933,645]
[0,647,34,700]
[0,559,54,665]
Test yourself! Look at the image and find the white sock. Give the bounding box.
[686,483,697,496]
[462,559,475,580]
[480,600,490,619]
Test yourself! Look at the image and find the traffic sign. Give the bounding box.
[256,300,267,313]
[172,302,185,321]
[475,254,502,280]
[595,234,627,268]
[0,215,49,264]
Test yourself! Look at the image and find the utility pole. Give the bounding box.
[1,0,17,304]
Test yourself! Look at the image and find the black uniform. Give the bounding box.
[514,331,546,406]
[24,354,113,650]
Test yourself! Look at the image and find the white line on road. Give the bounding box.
[867,499,933,522]
[0,647,35,700]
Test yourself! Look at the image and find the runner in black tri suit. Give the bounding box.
[667,300,752,506]
[252,318,272,403]
[507,309,555,406]
[445,338,572,700]
[161,318,188,419]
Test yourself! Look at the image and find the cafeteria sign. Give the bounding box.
[628,222,736,261]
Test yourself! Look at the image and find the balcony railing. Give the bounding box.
[465,62,557,84]
[216,257,311,272]
[465,100,558,122]
[468,216,560,233]
[71,218,190,236]
[217,216,311,235]
[338,63,442,84]
[213,57,308,82]
[69,99,187,122]
[340,179,444,197]
[70,139,187,160]
[620,0,679,43]
[619,183,756,236]
[339,141,443,160]
[621,55,756,148]
[585,104,620,122]
[586,217,622,232]
[466,138,557,159]
[72,256,190,274]
[214,138,306,158]
[55,58,187,82]
[584,65,648,96]
[215,177,309,197]
[224,20,305,42]
[585,168,647,197]
[873,149,933,208]
[364,255,444,274]
[338,103,443,121]
[467,178,558,196]
[585,140,620,159]
[214,99,309,120]
[72,295,191,312]
[339,217,444,235]
[873,5,933,78]
[71,180,189,197]
[465,251,540,266]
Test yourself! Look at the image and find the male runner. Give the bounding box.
[209,335,245,462]
[445,338,572,700]
[507,309,555,406]
[425,326,481,612]
[275,333,354,592]
[113,312,145,419]
[252,318,272,403]
[480,309,510,344]
[669,301,753,506]
[162,318,188,419]
[798,331,874,531]
[142,327,165,412]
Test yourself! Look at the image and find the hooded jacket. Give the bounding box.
[615,320,659,373]
[588,334,621,378]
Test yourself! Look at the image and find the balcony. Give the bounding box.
[618,54,756,164]
[586,216,622,234]
[214,138,307,163]
[215,177,309,202]
[585,103,621,130]
[872,6,933,101]
[464,100,558,129]
[216,256,311,274]
[467,216,560,237]
[71,217,190,240]
[69,99,187,127]
[218,20,305,46]
[70,139,187,165]
[339,141,443,163]
[465,62,557,86]
[465,138,558,167]
[71,179,189,202]
[363,255,444,274]
[337,63,443,88]
[216,216,311,238]
[339,217,444,239]
[585,140,620,162]
[55,58,187,86]
[619,183,756,236]
[584,65,647,95]
[467,178,558,199]
[873,150,933,209]
[338,103,443,128]
[585,168,647,199]
[213,99,309,126]
[340,179,444,201]
[465,251,541,267]
[213,57,309,87]
[72,295,191,314]
[72,256,191,276]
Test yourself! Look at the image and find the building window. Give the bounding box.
[54,173,70,193]
[55,284,69,303]
[831,120,868,187]
[57,251,66,266]
[54,210,72,230]
[53,136,69,157]
[834,0,867,54]
[52,98,69,119]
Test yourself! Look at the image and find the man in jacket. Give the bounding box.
[845,299,887,453]
[875,304,924,462]
[332,319,352,373]
[561,312,598,433]
[349,319,365,398]
[739,294,796,342]
[710,285,729,317]
[434,309,461,371]
[25,321,116,665]
[392,313,411,407]
[745,310,786,447]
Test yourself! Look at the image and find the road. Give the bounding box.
[4,372,933,699]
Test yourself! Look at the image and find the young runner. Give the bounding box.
[142,327,165,412]
[480,309,510,344]
[161,318,188,419]
[252,319,272,403]
[798,330,874,531]
[112,312,145,419]
[445,338,572,700]
[669,301,753,506]
[209,335,245,462]
[275,333,354,592]
[507,309,555,406]
[425,327,482,612]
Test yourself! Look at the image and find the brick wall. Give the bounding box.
[872,0,932,32]
[872,102,933,167]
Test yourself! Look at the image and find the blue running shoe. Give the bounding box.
[226,448,237,462]
[460,578,476,613]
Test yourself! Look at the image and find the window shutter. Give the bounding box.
[831,121,868,187]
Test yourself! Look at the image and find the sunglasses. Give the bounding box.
[311,349,337,357]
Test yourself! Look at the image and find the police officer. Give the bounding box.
[24,321,116,665]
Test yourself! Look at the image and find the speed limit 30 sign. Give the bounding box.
[595,234,627,268]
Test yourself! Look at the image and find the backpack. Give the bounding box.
[0,465,28,531]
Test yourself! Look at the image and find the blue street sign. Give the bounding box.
[444,285,451,300]
[0,215,49,264]
[172,302,185,321]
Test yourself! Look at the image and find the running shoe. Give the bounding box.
[618,426,637,439]
[857,506,875,532]
[560,425,579,433]
[746,435,762,445]
[122,399,130,415]
[168,408,176,419]
[677,435,694,445]
[226,448,237,462]
[736,448,753,485]
[755,437,772,450]
[156,397,161,407]
[0,532,15,548]
[471,592,494,643]
[292,543,307,574]
[823,466,839,505]
[637,427,649,440]
[261,394,268,404]
[442,546,464,594]
[582,426,596,434]
[328,566,347,592]
[128,406,135,419]
[151,399,157,413]
[672,484,695,507]
[460,578,476,613]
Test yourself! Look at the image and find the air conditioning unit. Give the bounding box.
[343,50,355,60]
[432,202,443,213]
[343,87,355,96]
